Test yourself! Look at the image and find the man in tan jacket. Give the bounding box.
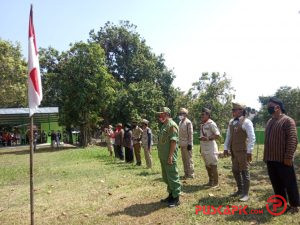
[200,108,220,188]
[141,119,153,168]
[132,120,143,166]
[178,108,194,179]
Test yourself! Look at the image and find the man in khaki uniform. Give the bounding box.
[200,108,220,187]
[178,108,194,179]
[114,123,125,160]
[104,125,114,156]
[224,102,256,202]
[132,120,143,166]
[141,119,153,168]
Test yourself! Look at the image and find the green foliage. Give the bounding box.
[189,72,234,130]
[89,21,176,110]
[0,39,27,107]
[107,81,164,132]
[39,47,62,107]
[256,86,300,126]
[58,42,116,146]
[90,21,168,83]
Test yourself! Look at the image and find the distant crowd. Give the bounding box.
[0,129,67,148]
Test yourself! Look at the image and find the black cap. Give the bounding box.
[125,123,131,128]
[269,97,286,113]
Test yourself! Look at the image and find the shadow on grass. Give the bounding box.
[198,195,233,206]
[0,146,77,155]
[108,201,166,217]
[256,190,276,202]
[182,184,208,193]
[137,171,160,176]
[123,166,138,170]
[225,205,273,224]
[152,177,164,182]
[197,195,274,224]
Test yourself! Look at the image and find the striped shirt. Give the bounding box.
[263,115,298,162]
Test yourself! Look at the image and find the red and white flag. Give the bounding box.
[28,5,42,116]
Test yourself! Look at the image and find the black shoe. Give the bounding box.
[230,191,243,197]
[136,162,141,166]
[168,196,180,208]
[160,193,172,203]
[286,206,299,214]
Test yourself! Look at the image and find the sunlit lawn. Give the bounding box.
[0,144,300,225]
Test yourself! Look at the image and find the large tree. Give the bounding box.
[39,47,62,107]
[89,21,176,109]
[190,72,235,131]
[59,42,116,147]
[0,39,27,107]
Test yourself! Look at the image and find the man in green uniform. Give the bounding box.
[157,107,181,207]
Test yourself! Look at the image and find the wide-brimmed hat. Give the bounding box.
[179,107,188,114]
[156,107,171,115]
[141,119,149,125]
[232,102,246,110]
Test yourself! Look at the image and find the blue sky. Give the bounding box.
[1,0,300,109]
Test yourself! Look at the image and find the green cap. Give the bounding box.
[156,107,171,115]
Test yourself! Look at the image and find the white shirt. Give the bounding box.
[224,117,256,154]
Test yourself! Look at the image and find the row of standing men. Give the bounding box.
[104,98,299,210]
[103,120,153,168]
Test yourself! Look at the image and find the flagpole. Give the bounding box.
[29,115,34,225]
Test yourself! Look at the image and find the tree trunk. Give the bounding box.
[80,125,88,147]
[66,125,73,144]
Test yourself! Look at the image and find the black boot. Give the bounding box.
[230,170,243,197]
[239,170,250,202]
[168,196,180,208]
[160,193,172,203]
[211,165,219,188]
[204,166,213,186]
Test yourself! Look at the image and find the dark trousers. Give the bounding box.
[267,161,300,207]
[125,147,134,163]
[113,144,118,158]
[115,145,124,160]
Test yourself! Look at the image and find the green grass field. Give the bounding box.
[0,144,300,225]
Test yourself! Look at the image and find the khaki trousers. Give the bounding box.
[180,146,194,177]
[231,151,249,172]
[142,145,152,168]
[107,143,113,156]
[133,143,142,164]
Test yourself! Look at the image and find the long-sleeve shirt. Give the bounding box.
[179,118,193,147]
[114,129,124,146]
[132,127,143,144]
[224,117,256,153]
[123,130,133,148]
[141,127,152,149]
[264,115,298,162]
